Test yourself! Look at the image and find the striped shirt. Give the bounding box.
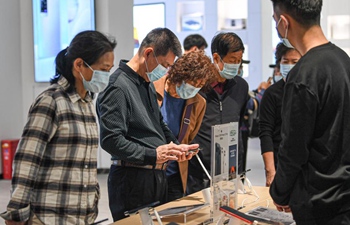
[0,77,99,224]
[97,60,178,164]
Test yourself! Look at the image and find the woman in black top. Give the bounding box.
[259,42,301,187]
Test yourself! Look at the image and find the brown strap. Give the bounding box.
[177,103,193,194]
[177,104,193,143]
[178,161,188,194]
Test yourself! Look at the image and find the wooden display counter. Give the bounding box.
[111,186,275,225]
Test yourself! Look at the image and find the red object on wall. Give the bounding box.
[1,139,19,180]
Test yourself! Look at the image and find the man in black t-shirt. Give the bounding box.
[270,1,350,224]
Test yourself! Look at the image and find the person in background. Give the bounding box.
[187,32,250,194]
[270,0,350,224]
[96,28,199,221]
[183,34,208,53]
[153,50,217,201]
[259,42,301,187]
[272,65,283,83]
[238,60,271,173]
[0,31,117,225]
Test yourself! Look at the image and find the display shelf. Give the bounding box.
[217,0,247,31]
[176,1,205,32]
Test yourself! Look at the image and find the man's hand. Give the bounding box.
[257,81,271,92]
[176,152,193,162]
[176,143,200,162]
[156,143,179,164]
[273,201,292,213]
[262,152,276,187]
[155,142,199,163]
[265,169,276,187]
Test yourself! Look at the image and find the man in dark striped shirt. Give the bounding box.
[97,28,199,221]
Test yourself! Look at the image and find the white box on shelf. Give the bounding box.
[181,13,203,31]
[223,18,246,30]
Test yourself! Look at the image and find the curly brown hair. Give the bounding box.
[167,50,218,91]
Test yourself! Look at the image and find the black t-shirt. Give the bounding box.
[270,42,350,222]
[259,79,284,166]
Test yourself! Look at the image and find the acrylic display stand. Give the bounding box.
[210,122,239,223]
[153,203,209,224]
[124,202,163,225]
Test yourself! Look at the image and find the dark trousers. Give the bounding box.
[186,174,210,195]
[295,210,350,225]
[167,173,184,202]
[108,165,168,221]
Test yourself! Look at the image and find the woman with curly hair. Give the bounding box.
[153,50,217,201]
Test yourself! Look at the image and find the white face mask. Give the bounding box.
[216,57,241,79]
[237,69,243,77]
[145,52,168,82]
[276,18,294,49]
[273,75,283,83]
[80,61,109,93]
[280,64,295,79]
[175,81,201,99]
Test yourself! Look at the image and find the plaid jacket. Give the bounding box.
[1,77,99,224]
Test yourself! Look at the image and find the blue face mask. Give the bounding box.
[80,62,109,93]
[145,52,168,82]
[273,75,283,83]
[276,18,294,49]
[176,81,201,99]
[237,69,243,77]
[217,58,240,79]
[280,64,295,79]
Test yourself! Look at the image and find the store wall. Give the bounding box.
[0,0,133,170]
[322,0,350,52]
[0,0,23,140]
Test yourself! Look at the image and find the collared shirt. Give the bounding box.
[1,77,99,224]
[97,60,178,165]
[211,80,227,95]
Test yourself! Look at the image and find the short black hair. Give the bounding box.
[139,28,182,58]
[183,34,208,51]
[51,30,117,90]
[274,42,295,66]
[211,32,245,58]
[271,0,322,27]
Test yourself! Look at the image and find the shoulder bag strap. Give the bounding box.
[177,103,194,194]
